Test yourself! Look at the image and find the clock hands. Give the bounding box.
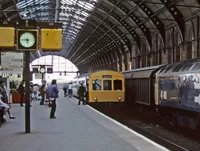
[19,31,36,48]
[20,39,29,41]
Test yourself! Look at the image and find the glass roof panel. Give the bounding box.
[17,0,54,20]
[17,0,99,53]
[60,0,99,52]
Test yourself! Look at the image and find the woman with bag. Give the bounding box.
[46,79,59,119]
[39,81,46,105]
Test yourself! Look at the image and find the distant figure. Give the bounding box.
[17,81,25,107]
[77,83,86,105]
[68,83,73,97]
[39,80,46,105]
[63,83,69,97]
[85,83,89,104]
[46,79,59,119]
[32,84,39,101]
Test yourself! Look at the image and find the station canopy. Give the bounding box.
[0,0,200,67]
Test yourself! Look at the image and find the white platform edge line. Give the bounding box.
[86,104,170,151]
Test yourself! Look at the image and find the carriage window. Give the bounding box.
[92,79,102,90]
[114,80,122,90]
[159,67,167,73]
[103,80,112,90]
[191,63,200,71]
[165,65,175,73]
[172,65,184,72]
[181,64,193,71]
[163,65,172,73]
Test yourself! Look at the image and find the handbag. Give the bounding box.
[39,89,45,95]
[48,102,52,107]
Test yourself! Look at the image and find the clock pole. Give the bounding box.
[42,72,44,83]
[24,51,31,133]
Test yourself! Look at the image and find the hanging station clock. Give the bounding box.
[40,68,45,73]
[17,29,38,51]
[20,32,35,48]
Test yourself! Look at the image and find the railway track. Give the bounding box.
[90,104,200,151]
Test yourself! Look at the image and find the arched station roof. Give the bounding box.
[1,0,200,68]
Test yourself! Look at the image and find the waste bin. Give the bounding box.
[12,91,25,103]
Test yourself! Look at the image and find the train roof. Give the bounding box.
[158,59,200,75]
[73,72,90,79]
[123,65,164,73]
[123,65,164,79]
[73,70,123,79]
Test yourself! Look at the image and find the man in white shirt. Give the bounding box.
[68,83,72,97]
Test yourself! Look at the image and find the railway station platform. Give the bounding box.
[0,92,169,151]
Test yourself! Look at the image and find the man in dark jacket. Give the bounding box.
[17,81,25,107]
[46,79,59,119]
[77,83,86,105]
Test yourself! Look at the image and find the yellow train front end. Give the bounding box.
[88,70,125,103]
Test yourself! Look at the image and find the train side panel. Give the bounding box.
[89,91,124,103]
[72,74,89,97]
[154,74,159,105]
[124,65,162,106]
[123,72,133,104]
[158,73,200,112]
[156,61,200,113]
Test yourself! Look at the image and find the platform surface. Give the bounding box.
[0,92,169,151]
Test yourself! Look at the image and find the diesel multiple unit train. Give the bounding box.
[72,70,125,103]
[123,59,200,131]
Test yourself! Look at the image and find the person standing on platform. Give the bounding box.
[39,80,46,105]
[46,79,59,119]
[68,83,73,97]
[77,83,86,105]
[17,81,25,107]
[32,84,39,101]
[63,83,69,97]
[85,83,89,104]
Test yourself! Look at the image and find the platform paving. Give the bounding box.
[0,92,169,151]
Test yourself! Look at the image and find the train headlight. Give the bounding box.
[94,97,98,102]
[118,97,121,101]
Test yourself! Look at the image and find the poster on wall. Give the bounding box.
[34,73,42,79]
[1,52,23,74]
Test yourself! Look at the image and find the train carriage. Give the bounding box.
[123,59,200,131]
[156,60,200,130]
[88,70,125,103]
[156,61,200,112]
[123,65,163,106]
[72,70,125,103]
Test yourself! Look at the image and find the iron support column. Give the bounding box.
[24,52,31,133]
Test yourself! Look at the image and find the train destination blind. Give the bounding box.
[103,75,112,78]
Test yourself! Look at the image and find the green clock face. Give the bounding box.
[40,68,45,73]
[19,32,35,48]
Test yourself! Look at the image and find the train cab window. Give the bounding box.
[159,65,171,74]
[172,64,184,72]
[181,64,193,72]
[164,65,173,73]
[114,80,122,90]
[92,80,102,90]
[159,67,167,73]
[103,80,112,90]
[191,63,200,71]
